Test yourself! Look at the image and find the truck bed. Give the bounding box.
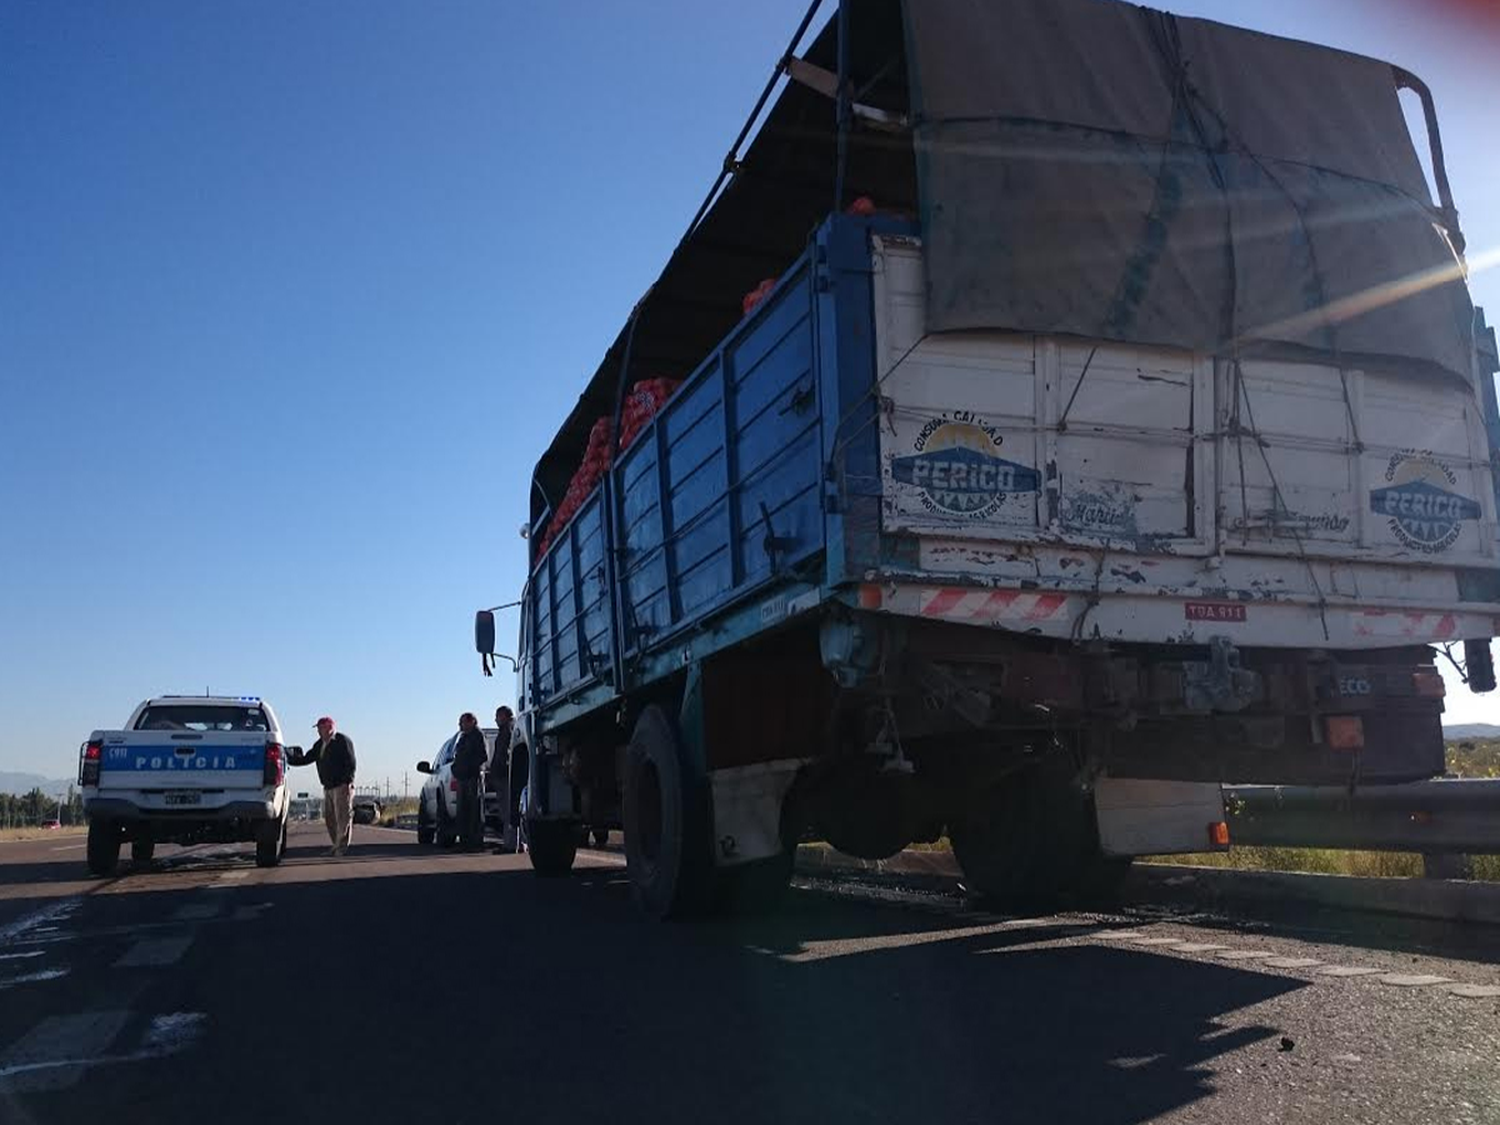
[865,233,1500,649]
[525,216,1499,724]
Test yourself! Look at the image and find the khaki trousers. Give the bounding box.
[324,783,353,850]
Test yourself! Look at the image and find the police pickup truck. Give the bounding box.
[79,695,296,875]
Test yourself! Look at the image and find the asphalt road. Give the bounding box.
[2,823,1498,1125]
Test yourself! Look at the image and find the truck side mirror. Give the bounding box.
[475,610,496,655]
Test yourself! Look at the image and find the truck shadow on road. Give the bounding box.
[3,853,1315,1125]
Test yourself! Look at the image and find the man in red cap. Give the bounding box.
[289,716,358,855]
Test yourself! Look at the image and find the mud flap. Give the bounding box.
[1094,778,1228,857]
[708,760,807,867]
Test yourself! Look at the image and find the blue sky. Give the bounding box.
[2,0,1497,791]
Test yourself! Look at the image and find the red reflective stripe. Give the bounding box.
[1433,614,1457,639]
[979,591,1021,616]
[1025,593,1068,620]
[921,589,967,617]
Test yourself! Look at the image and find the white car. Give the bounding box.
[80,695,293,874]
[416,728,503,846]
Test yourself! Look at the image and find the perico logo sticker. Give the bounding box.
[890,412,1039,519]
[1370,450,1481,554]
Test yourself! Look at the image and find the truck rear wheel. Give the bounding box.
[949,757,1112,906]
[255,817,286,867]
[525,818,578,876]
[87,819,121,876]
[622,705,713,918]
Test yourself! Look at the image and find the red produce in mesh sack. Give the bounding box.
[535,417,616,559]
[742,277,777,317]
[618,377,683,450]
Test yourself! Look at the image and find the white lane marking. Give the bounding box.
[140,1012,206,1051]
[0,900,79,946]
[0,951,46,962]
[0,968,68,989]
[170,903,221,923]
[1168,942,1229,953]
[0,1010,131,1092]
[1446,984,1500,999]
[50,844,87,852]
[114,935,194,968]
[1215,950,1277,961]
[770,918,1065,964]
[1318,966,1384,978]
[231,903,273,923]
[1379,973,1452,987]
[1262,957,1324,969]
[0,1012,205,1091]
[1119,936,1190,947]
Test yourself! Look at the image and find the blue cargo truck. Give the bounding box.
[476,0,1499,916]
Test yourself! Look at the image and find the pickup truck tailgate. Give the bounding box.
[97,732,271,807]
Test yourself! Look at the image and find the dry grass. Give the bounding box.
[1144,847,1500,882]
[1447,739,1500,779]
[0,826,87,842]
[376,797,420,827]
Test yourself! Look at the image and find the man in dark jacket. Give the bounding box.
[289,716,357,856]
[452,712,488,852]
[489,706,514,853]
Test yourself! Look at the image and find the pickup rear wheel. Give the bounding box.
[255,817,285,868]
[622,705,713,918]
[86,819,121,876]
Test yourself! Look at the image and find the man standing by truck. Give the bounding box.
[489,706,515,852]
[289,716,357,856]
[452,712,487,852]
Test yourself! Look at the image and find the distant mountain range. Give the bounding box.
[0,771,74,798]
[1443,723,1500,740]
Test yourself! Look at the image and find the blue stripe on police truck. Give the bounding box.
[102,746,261,771]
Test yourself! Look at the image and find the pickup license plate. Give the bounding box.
[165,791,202,807]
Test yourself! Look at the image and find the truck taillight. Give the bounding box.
[1412,671,1446,698]
[449,778,459,792]
[263,742,285,787]
[80,739,103,786]
[1325,715,1365,751]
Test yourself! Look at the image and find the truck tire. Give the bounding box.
[87,819,121,876]
[255,817,286,868]
[525,818,578,877]
[130,836,155,866]
[417,819,435,846]
[949,757,1102,907]
[622,704,714,918]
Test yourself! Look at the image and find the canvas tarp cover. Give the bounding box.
[904,0,1475,382]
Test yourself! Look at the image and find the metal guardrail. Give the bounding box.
[1225,779,1500,858]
